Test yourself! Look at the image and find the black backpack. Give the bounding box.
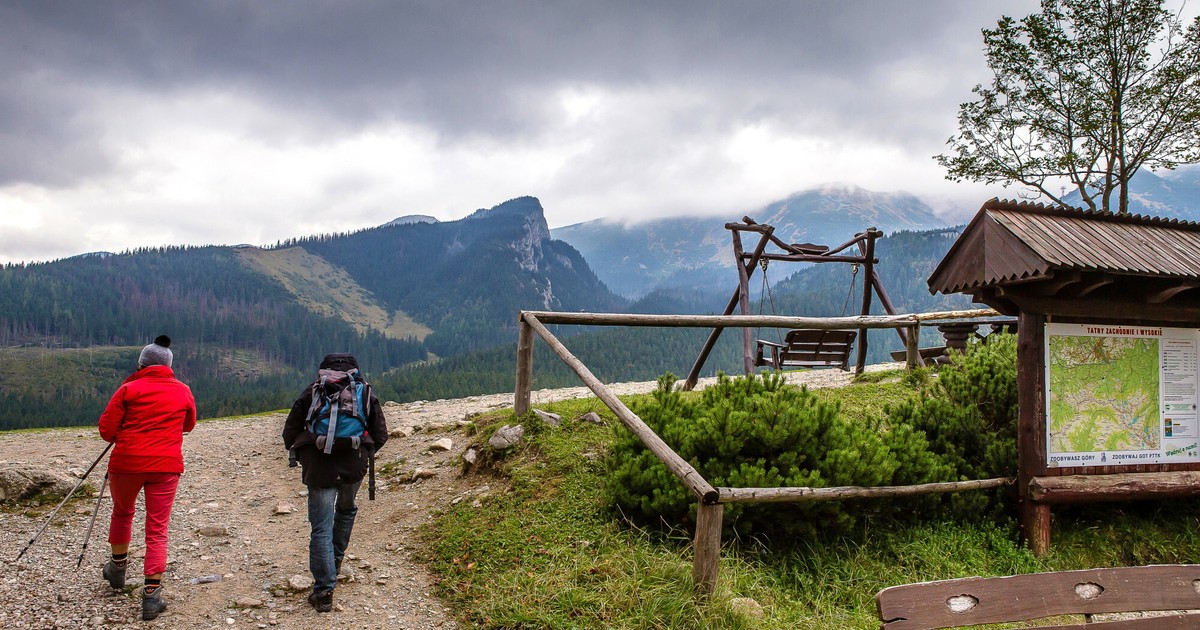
[304,368,369,454]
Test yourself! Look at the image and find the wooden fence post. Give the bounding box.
[693,502,724,597]
[514,315,534,415]
[905,324,920,371]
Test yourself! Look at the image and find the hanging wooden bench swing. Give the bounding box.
[684,217,915,389]
[751,254,859,371]
[754,328,858,371]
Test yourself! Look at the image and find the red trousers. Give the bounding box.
[107,471,180,576]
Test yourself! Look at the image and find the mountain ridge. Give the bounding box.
[0,197,621,428]
[291,196,623,356]
[1061,165,1200,219]
[7,174,1200,431]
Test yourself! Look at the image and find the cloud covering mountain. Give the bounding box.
[553,185,948,297]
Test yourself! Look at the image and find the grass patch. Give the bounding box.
[808,377,911,422]
[424,402,744,628]
[377,456,408,479]
[849,367,906,384]
[2,481,97,515]
[422,383,1200,629]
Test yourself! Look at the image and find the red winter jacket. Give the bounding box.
[98,365,197,474]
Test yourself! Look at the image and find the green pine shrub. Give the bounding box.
[885,333,1019,520]
[604,336,1021,543]
[605,372,953,541]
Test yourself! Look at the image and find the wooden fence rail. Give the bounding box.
[513,308,1007,597]
[719,478,1012,504]
[519,313,718,503]
[519,309,998,330]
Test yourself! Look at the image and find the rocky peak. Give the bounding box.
[466,197,550,240]
[465,197,551,271]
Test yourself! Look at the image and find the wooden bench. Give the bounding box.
[876,564,1200,629]
[754,329,856,371]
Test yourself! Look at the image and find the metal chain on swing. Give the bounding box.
[759,258,782,343]
[841,262,860,316]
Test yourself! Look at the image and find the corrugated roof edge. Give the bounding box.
[980,198,1200,230]
[929,197,1200,295]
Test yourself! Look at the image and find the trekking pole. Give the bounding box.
[75,472,109,570]
[15,442,113,562]
[368,447,376,501]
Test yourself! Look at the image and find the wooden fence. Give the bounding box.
[513,308,1014,596]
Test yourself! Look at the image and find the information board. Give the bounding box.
[1045,323,1200,467]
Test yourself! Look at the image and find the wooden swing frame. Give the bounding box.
[683,216,914,390]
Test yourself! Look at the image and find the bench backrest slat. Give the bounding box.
[876,565,1200,629]
[777,329,855,368]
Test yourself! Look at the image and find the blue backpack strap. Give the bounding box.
[323,384,340,455]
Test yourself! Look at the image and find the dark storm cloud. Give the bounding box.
[0,0,1031,187]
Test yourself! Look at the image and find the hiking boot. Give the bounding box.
[308,589,333,613]
[141,587,167,621]
[102,559,126,589]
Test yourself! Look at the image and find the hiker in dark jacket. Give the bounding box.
[282,353,387,613]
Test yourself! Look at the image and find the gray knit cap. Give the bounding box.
[138,335,173,368]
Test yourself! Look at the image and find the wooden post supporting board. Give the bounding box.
[514,316,534,415]
[905,324,920,370]
[1016,311,1051,556]
[693,502,724,597]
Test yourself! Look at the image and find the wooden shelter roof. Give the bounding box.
[928,199,1200,323]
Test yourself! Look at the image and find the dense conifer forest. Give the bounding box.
[372,326,750,404]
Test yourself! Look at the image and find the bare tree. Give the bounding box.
[937,0,1200,213]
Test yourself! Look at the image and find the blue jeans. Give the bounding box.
[307,481,361,593]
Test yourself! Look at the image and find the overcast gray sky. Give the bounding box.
[0,0,1058,264]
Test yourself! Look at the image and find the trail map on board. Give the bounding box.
[1045,324,1200,466]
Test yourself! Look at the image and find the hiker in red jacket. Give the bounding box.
[97,335,196,622]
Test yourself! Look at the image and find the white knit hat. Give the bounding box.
[138,335,173,368]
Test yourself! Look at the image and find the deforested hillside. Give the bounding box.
[236,245,432,341]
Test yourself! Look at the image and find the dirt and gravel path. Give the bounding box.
[0,367,887,628]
